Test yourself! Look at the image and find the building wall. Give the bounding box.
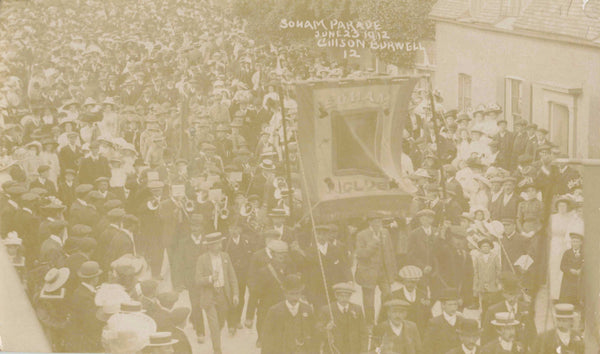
[434,21,600,158]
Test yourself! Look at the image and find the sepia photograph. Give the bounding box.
[0,0,598,352]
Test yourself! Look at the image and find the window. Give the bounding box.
[458,74,472,111]
[549,102,570,155]
[505,78,523,122]
[470,0,484,17]
[505,0,521,16]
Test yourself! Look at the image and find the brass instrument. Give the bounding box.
[183,196,195,213]
[212,195,229,228]
[147,197,160,210]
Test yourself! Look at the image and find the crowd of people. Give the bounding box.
[0,0,587,353]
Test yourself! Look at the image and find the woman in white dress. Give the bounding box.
[548,196,576,300]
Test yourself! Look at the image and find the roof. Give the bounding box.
[430,0,600,43]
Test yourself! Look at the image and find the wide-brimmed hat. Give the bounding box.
[485,103,503,114]
[415,209,435,218]
[96,302,121,322]
[77,261,103,279]
[43,267,70,293]
[267,239,289,253]
[203,232,224,245]
[553,195,574,211]
[491,312,520,326]
[120,300,145,313]
[146,332,178,347]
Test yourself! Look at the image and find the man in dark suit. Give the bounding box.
[499,219,528,273]
[372,299,422,354]
[408,209,440,297]
[15,192,41,268]
[31,165,57,196]
[179,213,206,342]
[423,288,463,354]
[195,232,239,354]
[445,319,483,354]
[170,307,193,354]
[68,184,97,227]
[39,220,68,268]
[493,177,520,222]
[58,132,81,174]
[254,239,292,345]
[480,312,525,353]
[436,228,474,307]
[355,211,397,325]
[57,169,77,207]
[482,272,535,347]
[96,208,126,268]
[78,140,110,185]
[296,224,352,308]
[494,119,514,171]
[65,261,103,353]
[316,282,367,354]
[261,274,316,354]
[531,304,583,353]
[224,222,254,334]
[245,230,281,329]
[103,213,137,268]
[64,236,96,292]
[510,120,529,170]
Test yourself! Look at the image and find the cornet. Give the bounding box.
[183,197,195,213]
[147,197,160,210]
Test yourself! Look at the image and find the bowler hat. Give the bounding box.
[283,274,305,293]
[78,261,103,279]
[457,319,481,335]
[438,288,460,301]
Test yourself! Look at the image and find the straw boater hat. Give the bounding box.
[146,332,178,347]
[554,303,576,318]
[491,312,520,327]
[383,299,410,310]
[42,267,70,293]
[203,232,224,245]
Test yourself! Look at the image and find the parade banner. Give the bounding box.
[295,77,418,221]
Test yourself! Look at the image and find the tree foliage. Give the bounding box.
[231,0,435,67]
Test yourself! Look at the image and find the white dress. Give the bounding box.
[548,211,576,299]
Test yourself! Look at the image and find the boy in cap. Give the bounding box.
[386,265,430,334]
[372,299,422,353]
[261,274,315,354]
[316,282,367,354]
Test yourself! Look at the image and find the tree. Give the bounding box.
[355,0,435,67]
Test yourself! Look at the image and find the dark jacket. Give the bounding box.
[78,155,110,185]
[66,284,103,352]
[316,302,367,354]
[422,314,462,354]
[261,301,316,354]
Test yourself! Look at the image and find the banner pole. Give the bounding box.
[278,81,295,219]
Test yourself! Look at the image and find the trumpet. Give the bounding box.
[147,197,160,211]
[183,197,195,213]
[212,195,230,228]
